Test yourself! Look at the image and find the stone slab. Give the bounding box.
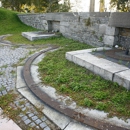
[30,65,41,84]
[42,105,71,129]
[113,69,130,90]
[18,87,44,109]
[109,12,130,28]
[16,66,26,89]
[99,24,106,35]
[0,109,22,130]
[105,26,119,36]
[74,54,128,81]
[64,121,95,130]
[104,35,115,46]
[66,47,111,62]
[22,31,55,41]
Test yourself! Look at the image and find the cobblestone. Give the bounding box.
[24,119,31,125]
[0,44,60,130]
[32,115,38,121]
[35,119,42,124]
[40,122,47,128]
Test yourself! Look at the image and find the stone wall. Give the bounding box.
[18,12,130,47]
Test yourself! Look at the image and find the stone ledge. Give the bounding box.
[109,12,130,28]
[66,47,130,90]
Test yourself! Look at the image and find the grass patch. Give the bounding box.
[38,43,130,118]
[0,8,37,35]
[0,92,22,120]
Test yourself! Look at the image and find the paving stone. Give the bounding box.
[25,102,30,107]
[28,113,34,117]
[44,126,51,130]
[22,107,26,111]
[1,90,7,95]
[22,116,28,121]
[16,66,26,89]
[19,113,24,117]
[35,119,42,124]
[32,116,38,121]
[24,119,31,125]
[39,122,47,129]
[29,122,36,127]
[41,116,47,122]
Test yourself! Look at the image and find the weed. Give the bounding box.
[10,70,16,75]
[96,102,107,110]
[19,101,25,106]
[0,71,4,75]
[93,91,109,101]
[1,65,8,68]
[118,60,123,65]
[0,86,6,91]
[85,17,91,26]
[0,92,22,119]
[126,61,130,66]
[99,36,103,42]
[84,98,93,107]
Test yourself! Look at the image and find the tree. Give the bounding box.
[1,0,31,11]
[1,0,71,12]
[110,0,130,12]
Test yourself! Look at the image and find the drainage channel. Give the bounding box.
[23,47,129,130]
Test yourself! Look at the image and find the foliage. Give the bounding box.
[58,0,71,12]
[110,0,130,12]
[1,0,71,12]
[0,8,37,35]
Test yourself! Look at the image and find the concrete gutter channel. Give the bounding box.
[16,47,130,130]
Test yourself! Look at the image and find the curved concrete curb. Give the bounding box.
[21,47,129,130]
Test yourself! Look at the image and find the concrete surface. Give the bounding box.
[22,31,56,41]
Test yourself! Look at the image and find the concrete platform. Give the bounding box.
[66,47,130,90]
[22,31,56,41]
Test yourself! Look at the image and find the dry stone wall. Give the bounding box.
[18,12,130,47]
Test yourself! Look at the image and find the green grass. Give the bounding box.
[1,8,130,119]
[0,8,37,35]
[38,45,130,119]
[0,92,22,120]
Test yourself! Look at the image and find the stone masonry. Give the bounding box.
[18,12,130,48]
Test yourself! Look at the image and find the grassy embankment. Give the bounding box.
[0,8,130,119]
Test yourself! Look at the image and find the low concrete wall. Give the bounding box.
[18,12,130,47]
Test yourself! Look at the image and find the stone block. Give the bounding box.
[104,35,115,46]
[109,12,130,28]
[113,69,130,90]
[99,24,106,35]
[64,121,95,130]
[60,22,69,27]
[60,26,66,33]
[42,105,71,129]
[22,31,56,41]
[105,25,119,36]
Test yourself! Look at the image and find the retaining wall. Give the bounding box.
[18,12,130,47]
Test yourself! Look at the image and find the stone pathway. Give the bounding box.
[0,43,60,130]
